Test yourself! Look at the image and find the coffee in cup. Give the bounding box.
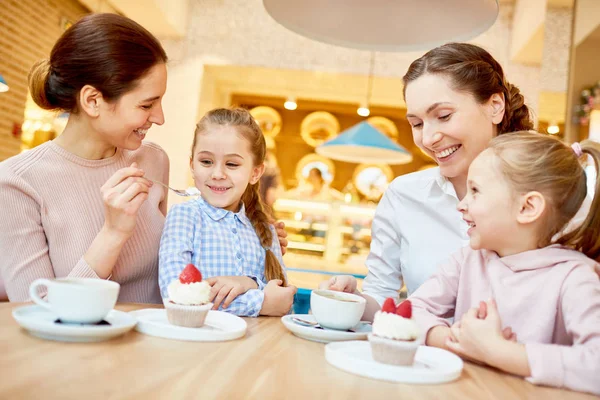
[310,289,366,330]
[29,278,120,324]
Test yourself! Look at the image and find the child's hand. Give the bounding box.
[260,279,297,316]
[273,221,288,255]
[446,299,507,364]
[206,276,259,310]
[318,275,358,294]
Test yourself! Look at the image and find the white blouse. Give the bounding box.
[363,165,593,305]
[362,167,469,305]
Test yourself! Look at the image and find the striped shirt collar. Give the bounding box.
[196,197,253,228]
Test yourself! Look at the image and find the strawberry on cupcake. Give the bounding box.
[368,298,421,366]
[163,264,213,328]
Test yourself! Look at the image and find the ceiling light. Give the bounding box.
[357,52,375,117]
[547,124,559,135]
[357,105,370,117]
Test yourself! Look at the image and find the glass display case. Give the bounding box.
[273,198,376,292]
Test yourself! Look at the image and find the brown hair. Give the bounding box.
[402,43,533,134]
[28,13,167,112]
[193,108,287,285]
[488,131,600,261]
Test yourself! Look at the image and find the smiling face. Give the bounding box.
[405,73,503,185]
[93,63,167,150]
[190,125,265,212]
[457,149,522,254]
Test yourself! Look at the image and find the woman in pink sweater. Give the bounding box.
[409,131,600,395]
[0,14,169,303]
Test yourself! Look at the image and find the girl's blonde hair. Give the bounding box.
[488,131,600,260]
[192,108,287,285]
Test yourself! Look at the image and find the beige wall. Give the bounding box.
[566,36,600,141]
[0,0,88,161]
[154,1,573,205]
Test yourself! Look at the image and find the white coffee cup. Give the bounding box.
[29,278,120,324]
[310,289,366,330]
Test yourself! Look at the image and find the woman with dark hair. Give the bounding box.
[0,13,169,303]
[0,14,285,303]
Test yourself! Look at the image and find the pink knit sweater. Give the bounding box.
[0,140,169,303]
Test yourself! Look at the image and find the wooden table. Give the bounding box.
[0,303,596,400]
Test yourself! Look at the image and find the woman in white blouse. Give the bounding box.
[321,43,535,320]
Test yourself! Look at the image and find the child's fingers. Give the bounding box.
[502,327,513,340]
[445,339,465,355]
[450,322,461,342]
[477,301,487,319]
[209,282,225,302]
[222,286,244,309]
[205,277,219,286]
[212,286,232,310]
[286,284,298,295]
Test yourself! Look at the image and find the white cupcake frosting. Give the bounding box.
[372,310,420,340]
[167,280,211,305]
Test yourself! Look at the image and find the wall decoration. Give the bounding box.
[352,164,394,201]
[295,153,335,184]
[300,111,340,147]
[574,81,600,125]
[250,106,281,149]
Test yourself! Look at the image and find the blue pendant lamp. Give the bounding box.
[0,74,9,93]
[316,121,413,165]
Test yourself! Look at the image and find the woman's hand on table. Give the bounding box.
[206,276,258,310]
[319,275,359,294]
[274,221,288,255]
[260,279,297,316]
[101,163,152,240]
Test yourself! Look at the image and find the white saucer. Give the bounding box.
[325,341,463,384]
[130,309,247,342]
[12,305,137,343]
[281,314,371,343]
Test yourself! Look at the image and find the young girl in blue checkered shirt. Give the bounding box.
[158,108,296,317]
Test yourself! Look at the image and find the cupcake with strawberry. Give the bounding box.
[368,298,421,366]
[163,264,212,328]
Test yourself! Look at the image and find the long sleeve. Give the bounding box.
[217,226,284,317]
[362,185,404,305]
[158,203,196,297]
[525,266,600,395]
[408,251,463,337]
[0,169,101,302]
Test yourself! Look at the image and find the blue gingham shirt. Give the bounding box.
[159,197,285,317]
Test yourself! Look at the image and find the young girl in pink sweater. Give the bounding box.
[409,131,600,395]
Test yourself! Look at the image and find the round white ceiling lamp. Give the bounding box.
[263,0,499,52]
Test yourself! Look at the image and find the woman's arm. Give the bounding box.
[361,187,406,307]
[0,164,149,300]
[408,252,462,344]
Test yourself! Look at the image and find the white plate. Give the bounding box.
[281,314,371,343]
[325,341,463,384]
[130,309,247,342]
[12,305,137,343]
